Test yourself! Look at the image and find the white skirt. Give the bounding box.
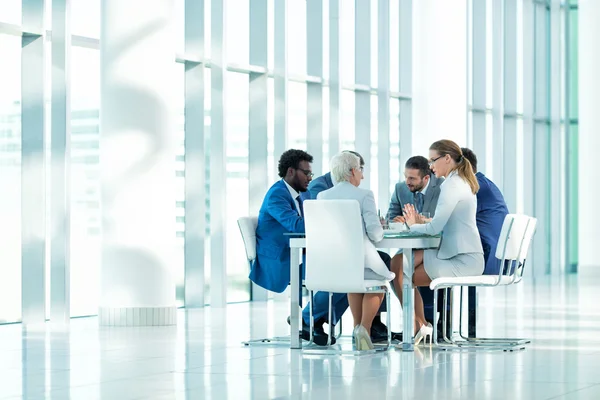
[423,249,484,279]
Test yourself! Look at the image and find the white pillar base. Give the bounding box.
[98,306,177,326]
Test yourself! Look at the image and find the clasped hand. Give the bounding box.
[402,204,431,227]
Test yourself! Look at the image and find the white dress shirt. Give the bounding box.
[283,179,301,216]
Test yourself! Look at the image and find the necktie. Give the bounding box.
[414,192,424,214]
[296,195,304,217]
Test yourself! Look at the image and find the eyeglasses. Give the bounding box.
[297,168,314,178]
[428,155,445,167]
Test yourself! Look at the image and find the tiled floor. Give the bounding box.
[1,270,600,399]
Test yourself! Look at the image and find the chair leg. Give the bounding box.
[455,286,530,346]
[335,316,343,340]
[433,288,439,345]
[459,286,468,340]
[386,289,392,347]
[308,291,314,345]
[441,289,451,343]
[327,292,333,346]
[432,286,529,351]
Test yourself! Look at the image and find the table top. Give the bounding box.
[382,230,441,239]
[285,231,441,239]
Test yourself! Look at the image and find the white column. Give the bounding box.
[99,0,177,325]
[21,0,47,327]
[306,0,323,175]
[329,0,341,158]
[503,0,518,213]
[377,0,390,212]
[354,0,371,188]
[210,0,228,307]
[549,0,563,274]
[50,0,71,324]
[398,0,412,166]
[471,0,487,172]
[183,0,206,308]
[248,0,269,301]
[491,0,504,187]
[578,0,600,269]
[412,0,467,155]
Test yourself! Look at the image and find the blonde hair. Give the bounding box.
[430,139,479,194]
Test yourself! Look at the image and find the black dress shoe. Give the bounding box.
[287,316,335,346]
[371,319,402,343]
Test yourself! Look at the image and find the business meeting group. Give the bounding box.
[248,138,510,351]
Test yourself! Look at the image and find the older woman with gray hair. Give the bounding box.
[317,151,395,350]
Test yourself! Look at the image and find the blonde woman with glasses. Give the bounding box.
[396,139,484,345]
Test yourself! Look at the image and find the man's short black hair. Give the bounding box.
[343,150,365,166]
[278,149,314,178]
[405,156,431,178]
[461,147,478,172]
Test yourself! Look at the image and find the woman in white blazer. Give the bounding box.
[400,140,484,345]
[318,152,395,350]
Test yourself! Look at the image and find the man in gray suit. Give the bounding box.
[386,156,443,322]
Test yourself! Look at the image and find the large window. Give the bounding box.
[467,0,573,274]
[0,1,20,25]
[225,71,250,303]
[288,82,307,150]
[72,0,100,38]
[0,34,22,323]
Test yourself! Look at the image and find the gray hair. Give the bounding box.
[330,151,361,183]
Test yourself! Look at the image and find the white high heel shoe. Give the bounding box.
[414,323,433,346]
[353,325,374,351]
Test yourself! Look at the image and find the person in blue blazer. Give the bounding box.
[308,171,333,200]
[249,149,338,346]
[461,148,509,275]
[461,147,509,337]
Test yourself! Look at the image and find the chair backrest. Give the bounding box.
[515,216,537,279]
[237,216,258,262]
[494,214,537,279]
[303,199,367,293]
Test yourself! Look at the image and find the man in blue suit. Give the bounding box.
[250,149,341,346]
[461,148,509,336]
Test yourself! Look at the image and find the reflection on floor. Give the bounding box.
[1,270,600,399]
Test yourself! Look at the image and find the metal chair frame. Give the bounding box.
[431,215,537,352]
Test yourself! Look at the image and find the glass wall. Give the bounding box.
[467,0,575,275]
[0,0,580,323]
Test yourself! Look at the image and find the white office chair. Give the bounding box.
[238,216,291,347]
[303,199,392,354]
[238,216,343,348]
[430,214,538,351]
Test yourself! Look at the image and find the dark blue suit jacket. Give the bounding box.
[249,180,310,293]
[308,172,333,199]
[476,172,509,275]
